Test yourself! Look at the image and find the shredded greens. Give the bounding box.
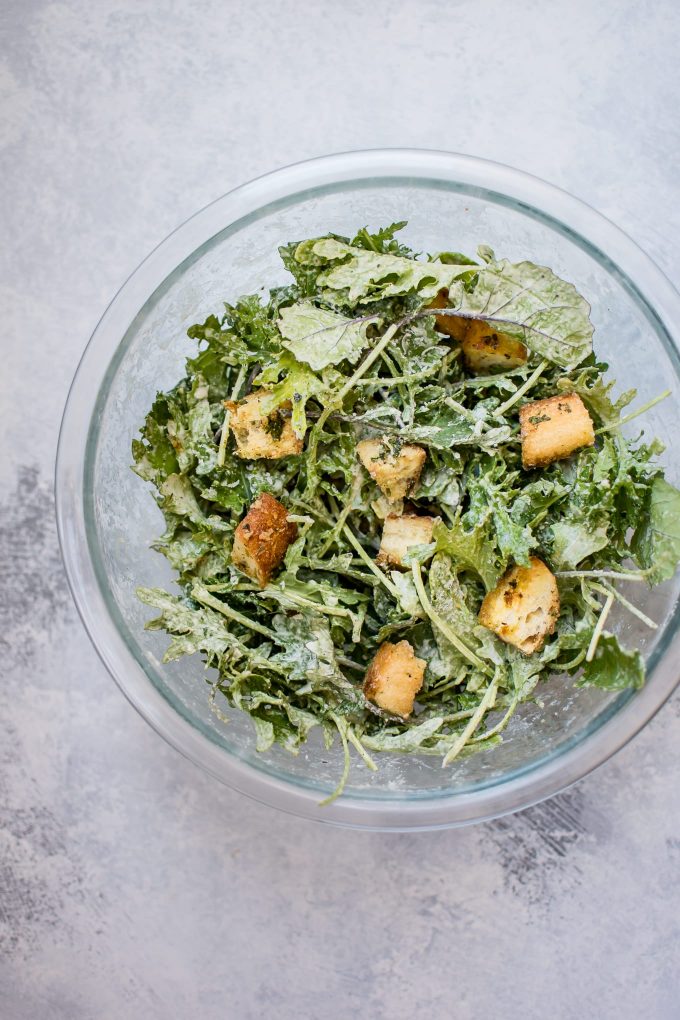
[133,222,680,799]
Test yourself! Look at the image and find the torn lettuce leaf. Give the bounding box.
[278,300,375,371]
[462,454,534,568]
[137,586,239,666]
[269,614,367,715]
[158,474,231,532]
[391,571,425,618]
[551,520,609,569]
[362,716,446,752]
[632,475,680,584]
[132,392,181,483]
[428,553,500,674]
[448,259,594,370]
[294,237,478,303]
[577,633,645,691]
[257,350,326,439]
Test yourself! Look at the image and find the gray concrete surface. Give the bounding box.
[2,1,680,1017]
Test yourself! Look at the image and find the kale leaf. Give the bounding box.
[632,476,680,583]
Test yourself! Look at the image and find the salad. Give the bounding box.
[133,223,680,800]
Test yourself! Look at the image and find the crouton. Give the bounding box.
[427,289,469,342]
[427,291,527,372]
[461,320,527,373]
[231,493,297,587]
[519,393,595,469]
[225,390,303,460]
[363,641,427,717]
[376,514,436,569]
[478,556,560,655]
[357,438,427,501]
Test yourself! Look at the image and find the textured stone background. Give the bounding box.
[2,1,680,1017]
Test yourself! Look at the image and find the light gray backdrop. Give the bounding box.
[1,1,679,1017]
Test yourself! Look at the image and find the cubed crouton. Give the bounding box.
[519,393,595,469]
[376,514,436,569]
[231,493,297,587]
[357,438,427,501]
[461,320,527,373]
[427,288,469,342]
[478,556,560,655]
[363,641,427,717]
[225,390,303,460]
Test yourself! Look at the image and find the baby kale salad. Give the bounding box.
[133,222,680,800]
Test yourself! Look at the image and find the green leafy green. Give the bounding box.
[578,633,644,691]
[362,716,446,752]
[132,393,180,482]
[448,259,594,369]
[632,475,680,583]
[462,455,534,568]
[350,221,411,255]
[269,614,367,714]
[187,295,280,385]
[551,520,609,569]
[295,237,478,303]
[433,518,500,591]
[138,586,242,666]
[278,300,375,371]
[428,553,500,674]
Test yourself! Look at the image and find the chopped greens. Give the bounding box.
[133,222,680,800]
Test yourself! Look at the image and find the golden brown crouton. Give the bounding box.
[519,393,595,469]
[225,390,303,460]
[357,438,427,501]
[478,556,560,655]
[363,641,427,717]
[426,292,526,372]
[231,493,297,587]
[461,320,527,373]
[376,514,436,569]
[427,288,469,342]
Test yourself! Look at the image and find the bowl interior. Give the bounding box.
[87,174,680,801]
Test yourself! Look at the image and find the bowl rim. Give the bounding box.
[56,147,680,830]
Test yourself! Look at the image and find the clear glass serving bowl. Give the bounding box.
[56,149,680,830]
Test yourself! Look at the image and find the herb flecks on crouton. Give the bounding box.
[231,493,297,587]
[427,290,526,371]
[462,320,527,373]
[225,390,303,460]
[478,556,560,655]
[376,514,436,569]
[357,438,426,501]
[519,392,595,469]
[363,641,427,717]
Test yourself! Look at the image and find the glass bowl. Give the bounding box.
[56,149,680,830]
